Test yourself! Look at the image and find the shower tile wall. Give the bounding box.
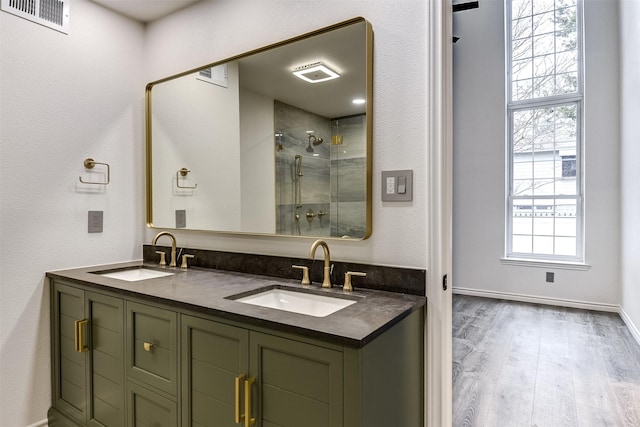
[331,158,366,237]
[274,101,366,238]
[275,101,331,236]
[330,115,367,238]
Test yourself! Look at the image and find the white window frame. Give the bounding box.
[505,0,585,263]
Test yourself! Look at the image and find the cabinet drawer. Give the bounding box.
[126,302,178,396]
[127,381,177,427]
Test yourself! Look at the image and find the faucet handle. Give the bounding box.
[155,251,167,266]
[344,271,366,292]
[181,254,195,269]
[292,265,311,286]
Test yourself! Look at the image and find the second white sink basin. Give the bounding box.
[236,288,356,317]
[97,268,175,281]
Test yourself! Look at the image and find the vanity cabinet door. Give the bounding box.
[50,282,125,427]
[249,332,344,427]
[86,292,125,427]
[52,283,87,425]
[181,315,249,427]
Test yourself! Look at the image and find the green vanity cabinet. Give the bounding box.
[180,315,344,427]
[49,281,125,427]
[179,310,423,427]
[50,278,424,427]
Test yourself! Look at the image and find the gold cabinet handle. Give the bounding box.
[244,377,256,427]
[235,374,246,424]
[74,320,79,352]
[74,319,89,353]
[143,342,155,352]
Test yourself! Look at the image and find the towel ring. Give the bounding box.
[176,168,197,189]
[79,158,110,185]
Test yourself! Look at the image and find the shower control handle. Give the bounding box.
[306,209,316,223]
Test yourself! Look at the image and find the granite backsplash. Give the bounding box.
[143,245,426,296]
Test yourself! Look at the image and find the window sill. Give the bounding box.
[500,257,591,271]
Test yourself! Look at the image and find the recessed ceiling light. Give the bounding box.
[293,62,340,83]
[352,98,366,105]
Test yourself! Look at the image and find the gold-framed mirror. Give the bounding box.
[146,17,372,239]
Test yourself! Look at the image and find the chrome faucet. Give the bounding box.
[152,231,177,268]
[309,239,332,288]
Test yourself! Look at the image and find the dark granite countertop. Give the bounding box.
[46,261,425,348]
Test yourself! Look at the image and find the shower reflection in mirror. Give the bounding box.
[294,154,303,235]
[274,101,367,238]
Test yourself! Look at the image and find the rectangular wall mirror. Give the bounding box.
[146,17,372,239]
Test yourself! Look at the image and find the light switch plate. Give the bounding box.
[88,211,103,233]
[381,170,413,201]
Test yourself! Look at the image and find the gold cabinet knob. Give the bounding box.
[143,342,154,352]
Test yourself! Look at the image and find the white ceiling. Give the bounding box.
[90,0,201,22]
[236,21,367,118]
[90,1,367,119]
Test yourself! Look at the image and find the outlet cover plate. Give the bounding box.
[176,210,186,228]
[88,211,103,233]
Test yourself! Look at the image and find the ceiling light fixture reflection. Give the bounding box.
[293,62,340,83]
[352,98,366,105]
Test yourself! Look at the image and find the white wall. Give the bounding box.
[619,0,640,339]
[239,87,276,233]
[0,1,145,425]
[452,0,621,308]
[151,62,242,231]
[144,0,428,269]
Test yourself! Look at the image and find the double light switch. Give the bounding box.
[381,170,413,202]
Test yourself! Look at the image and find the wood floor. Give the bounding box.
[453,294,640,427]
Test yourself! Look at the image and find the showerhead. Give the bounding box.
[307,134,323,152]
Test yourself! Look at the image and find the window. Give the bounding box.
[561,155,576,178]
[506,0,583,261]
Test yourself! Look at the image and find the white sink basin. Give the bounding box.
[97,268,175,281]
[236,288,356,317]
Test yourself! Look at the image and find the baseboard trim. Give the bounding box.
[620,307,640,347]
[26,420,48,427]
[452,287,619,313]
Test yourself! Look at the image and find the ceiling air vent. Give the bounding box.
[196,64,228,88]
[1,0,69,34]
